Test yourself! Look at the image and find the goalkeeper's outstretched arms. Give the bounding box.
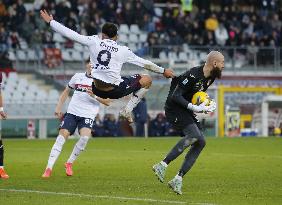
[40,9,97,46]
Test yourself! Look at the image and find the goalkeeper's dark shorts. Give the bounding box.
[165,105,202,132]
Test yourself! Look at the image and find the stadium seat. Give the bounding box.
[62,50,72,61]
[55,42,61,49]
[159,51,167,60]
[27,49,36,61]
[28,84,39,94]
[72,50,83,61]
[16,50,27,61]
[118,34,128,43]
[178,52,188,62]
[168,52,178,61]
[199,52,208,62]
[23,91,36,103]
[17,79,28,91]
[128,43,137,52]
[36,91,48,102]
[2,91,12,103]
[74,43,84,52]
[139,33,147,42]
[53,33,65,43]
[8,50,16,61]
[47,90,59,103]
[12,92,24,101]
[8,72,18,81]
[130,24,140,34]
[154,7,163,17]
[38,50,44,60]
[119,24,129,34]
[129,34,138,43]
[19,40,28,49]
[83,51,89,60]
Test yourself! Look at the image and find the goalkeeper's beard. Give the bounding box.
[210,66,222,79]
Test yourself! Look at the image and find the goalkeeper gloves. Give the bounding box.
[187,100,217,113]
[187,100,209,113]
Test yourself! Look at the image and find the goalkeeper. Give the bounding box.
[152,51,224,195]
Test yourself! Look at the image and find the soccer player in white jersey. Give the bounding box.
[40,10,174,122]
[0,72,8,179]
[42,60,111,178]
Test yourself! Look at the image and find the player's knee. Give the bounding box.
[139,75,152,88]
[197,138,206,149]
[59,129,70,139]
[183,137,197,149]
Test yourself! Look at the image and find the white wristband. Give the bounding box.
[0,107,4,112]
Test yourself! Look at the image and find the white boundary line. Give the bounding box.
[0,188,217,205]
[0,188,188,204]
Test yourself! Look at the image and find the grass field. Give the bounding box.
[0,137,282,205]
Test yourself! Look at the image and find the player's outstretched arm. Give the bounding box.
[96,97,112,106]
[40,10,95,46]
[55,87,70,119]
[125,50,174,78]
[86,89,112,106]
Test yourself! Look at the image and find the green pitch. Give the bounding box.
[0,137,282,205]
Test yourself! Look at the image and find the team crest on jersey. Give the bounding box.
[207,79,212,86]
[75,84,91,92]
[182,78,189,85]
[194,80,204,91]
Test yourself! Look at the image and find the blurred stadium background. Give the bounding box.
[0,0,282,138]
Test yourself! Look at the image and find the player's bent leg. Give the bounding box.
[168,137,205,195]
[167,124,205,195]
[178,136,206,177]
[120,75,152,123]
[153,137,196,183]
[65,127,91,176]
[0,140,9,179]
[42,129,70,178]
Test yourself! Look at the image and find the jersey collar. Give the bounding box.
[85,72,92,79]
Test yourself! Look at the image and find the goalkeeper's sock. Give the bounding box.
[124,88,149,113]
[46,135,66,169]
[67,136,89,163]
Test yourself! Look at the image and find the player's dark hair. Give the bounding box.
[102,23,118,38]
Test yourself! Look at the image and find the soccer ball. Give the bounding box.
[191,91,211,105]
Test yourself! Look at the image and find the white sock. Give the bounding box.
[161,161,168,167]
[46,135,66,169]
[124,88,149,113]
[175,174,183,181]
[67,136,90,164]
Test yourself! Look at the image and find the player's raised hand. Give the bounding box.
[0,111,7,120]
[163,68,175,78]
[40,9,53,23]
